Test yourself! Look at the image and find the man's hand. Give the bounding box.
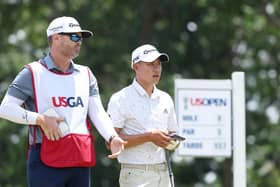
[149,129,172,148]
[107,136,127,159]
[36,114,64,141]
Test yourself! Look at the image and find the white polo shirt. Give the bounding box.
[107,79,178,164]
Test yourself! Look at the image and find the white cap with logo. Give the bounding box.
[131,44,169,68]
[46,16,93,38]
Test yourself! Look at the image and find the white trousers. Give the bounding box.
[119,163,171,187]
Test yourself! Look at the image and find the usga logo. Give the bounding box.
[52,96,84,107]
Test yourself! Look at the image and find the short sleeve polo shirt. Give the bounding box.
[107,79,178,164]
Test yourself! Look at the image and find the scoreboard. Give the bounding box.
[175,79,232,157]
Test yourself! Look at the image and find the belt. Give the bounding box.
[121,163,167,171]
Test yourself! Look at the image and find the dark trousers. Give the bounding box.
[27,144,91,187]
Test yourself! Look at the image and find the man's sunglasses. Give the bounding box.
[59,33,82,42]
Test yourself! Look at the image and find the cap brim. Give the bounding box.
[62,29,93,38]
[159,53,169,63]
[81,30,93,38]
[141,52,169,63]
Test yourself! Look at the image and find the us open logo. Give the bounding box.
[184,97,227,110]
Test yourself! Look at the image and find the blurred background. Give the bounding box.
[0,0,280,186]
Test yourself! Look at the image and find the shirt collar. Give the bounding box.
[132,79,160,99]
[41,53,80,73]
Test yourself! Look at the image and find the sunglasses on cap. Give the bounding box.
[59,33,82,42]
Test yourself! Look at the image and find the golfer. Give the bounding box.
[107,44,179,187]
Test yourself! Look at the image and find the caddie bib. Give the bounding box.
[26,61,96,168]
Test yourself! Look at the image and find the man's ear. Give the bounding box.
[132,63,138,71]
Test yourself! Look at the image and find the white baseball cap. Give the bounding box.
[131,44,169,68]
[46,16,93,38]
